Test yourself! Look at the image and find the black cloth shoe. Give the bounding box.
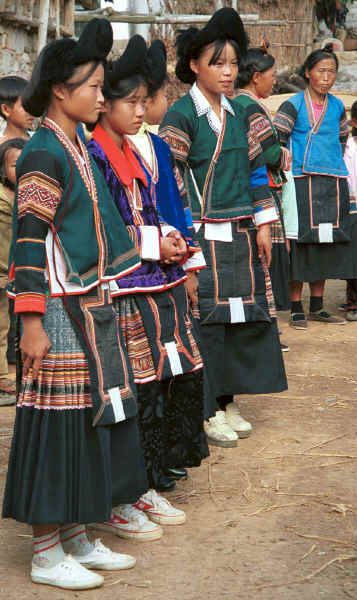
[156,476,176,492]
[165,468,188,480]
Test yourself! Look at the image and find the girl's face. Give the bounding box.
[253,66,276,99]
[56,62,105,124]
[1,97,34,131]
[145,83,168,125]
[305,58,337,97]
[5,147,21,185]
[103,85,147,135]
[190,41,239,97]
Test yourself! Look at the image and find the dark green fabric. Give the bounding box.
[11,126,139,292]
[162,94,252,221]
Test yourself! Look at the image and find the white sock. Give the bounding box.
[60,524,93,557]
[32,528,65,568]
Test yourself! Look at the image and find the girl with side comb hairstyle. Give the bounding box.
[2,19,149,590]
[87,35,208,540]
[160,8,287,448]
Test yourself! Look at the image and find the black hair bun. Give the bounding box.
[74,18,113,63]
[323,43,334,54]
[106,35,147,88]
[145,40,167,96]
[175,28,200,84]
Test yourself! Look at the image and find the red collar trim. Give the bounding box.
[92,124,148,190]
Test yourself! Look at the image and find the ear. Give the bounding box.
[190,58,199,77]
[305,68,310,80]
[52,83,67,102]
[252,71,261,86]
[1,103,11,119]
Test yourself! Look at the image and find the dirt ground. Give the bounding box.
[0,279,357,600]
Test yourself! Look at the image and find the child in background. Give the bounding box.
[0,76,34,143]
[342,99,357,320]
[0,138,26,403]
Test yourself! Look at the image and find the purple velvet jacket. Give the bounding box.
[87,138,186,293]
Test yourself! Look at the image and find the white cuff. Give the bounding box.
[160,224,177,237]
[183,250,206,271]
[254,206,278,227]
[139,225,161,261]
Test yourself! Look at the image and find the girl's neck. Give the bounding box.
[243,83,258,99]
[99,118,124,149]
[196,82,222,118]
[4,122,29,140]
[46,107,78,145]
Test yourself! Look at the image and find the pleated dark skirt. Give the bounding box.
[270,188,291,311]
[201,318,287,412]
[290,177,357,282]
[2,297,148,525]
[115,292,209,489]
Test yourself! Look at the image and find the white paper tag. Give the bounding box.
[318,223,333,243]
[108,387,125,422]
[193,222,202,233]
[164,342,183,376]
[109,279,120,294]
[204,222,233,242]
[229,297,246,323]
[140,225,161,260]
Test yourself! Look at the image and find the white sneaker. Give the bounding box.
[204,411,238,447]
[76,539,136,571]
[91,505,163,541]
[135,489,186,525]
[225,402,252,438]
[31,554,104,590]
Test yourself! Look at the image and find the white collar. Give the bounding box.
[189,83,235,134]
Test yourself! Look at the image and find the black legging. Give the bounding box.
[216,394,233,412]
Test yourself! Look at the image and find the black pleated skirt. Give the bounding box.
[2,297,148,525]
[290,177,357,282]
[201,318,287,413]
[270,188,291,311]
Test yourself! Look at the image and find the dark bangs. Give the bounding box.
[103,74,147,101]
[208,39,240,65]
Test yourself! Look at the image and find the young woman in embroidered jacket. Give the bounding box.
[87,35,208,536]
[1,19,150,591]
[234,47,291,318]
[160,8,287,447]
[274,45,357,328]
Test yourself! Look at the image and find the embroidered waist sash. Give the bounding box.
[133,284,203,380]
[296,175,351,244]
[64,284,137,427]
[197,221,276,325]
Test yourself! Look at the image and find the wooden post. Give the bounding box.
[37,0,50,54]
[55,0,61,39]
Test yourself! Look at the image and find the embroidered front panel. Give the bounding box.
[18,352,92,410]
[117,297,157,383]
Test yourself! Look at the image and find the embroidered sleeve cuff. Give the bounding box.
[139,226,161,261]
[254,206,278,227]
[183,250,206,272]
[14,292,46,314]
[280,147,290,171]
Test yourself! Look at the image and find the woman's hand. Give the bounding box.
[185,271,199,308]
[161,230,187,264]
[256,224,272,268]
[20,314,51,380]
